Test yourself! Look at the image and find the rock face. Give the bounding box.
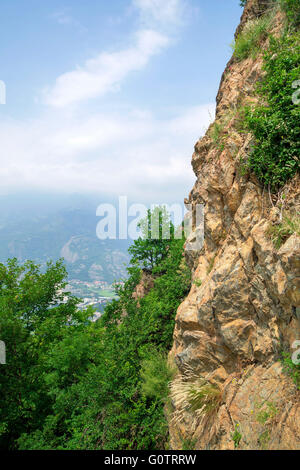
[132,270,155,301]
[169,0,300,450]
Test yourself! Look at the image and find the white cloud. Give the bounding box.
[133,0,186,27]
[51,10,86,32]
[0,104,214,201]
[44,0,188,108]
[54,12,76,26]
[44,29,169,108]
[0,0,210,203]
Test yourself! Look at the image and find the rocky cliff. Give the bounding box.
[169,0,300,450]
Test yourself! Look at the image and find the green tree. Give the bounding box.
[0,258,95,449]
[128,206,175,270]
[1,208,191,450]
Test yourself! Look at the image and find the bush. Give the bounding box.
[256,401,278,425]
[231,424,242,449]
[244,33,300,189]
[282,352,300,389]
[280,0,300,27]
[140,349,176,401]
[170,373,222,421]
[267,212,300,248]
[181,437,197,450]
[231,14,272,61]
[187,382,222,415]
[258,430,270,449]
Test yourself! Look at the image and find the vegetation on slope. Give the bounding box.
[234,2,300,190]
[244,32,300,189]
[267,212,300,248]
[280,0,300,26]
[0,208,190,450]
[231,14,272,61]
[240,0,300,27]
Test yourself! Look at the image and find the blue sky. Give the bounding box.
[0,0,243,203]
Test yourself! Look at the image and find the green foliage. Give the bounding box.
[280,0,300,27]
[128,206,175,271]
[282,351,300,389]
[208,106,246,155]
[181,437,197,450]
[209,120,226,149]
[170,375,222,422]
[255,400,277,450]
[1,208,191,450]
[267,212,300,248]
[193,279,202,287]
[187,383,221,415]
[207,254,216,274]
[244,33,300,189]
[231,14,272,61]
[0,258,95,449]
[240,0,247,6]
[140,348,176,401]
[258,430,270,449]
[231,424,242,449]
[256,401,278,425]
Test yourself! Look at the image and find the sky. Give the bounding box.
[0,0,243,205]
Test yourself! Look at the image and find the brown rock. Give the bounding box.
[168,0,300,450]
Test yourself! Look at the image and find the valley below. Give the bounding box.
[67,278,120,320]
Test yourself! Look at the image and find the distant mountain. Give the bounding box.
[0,195,130,284]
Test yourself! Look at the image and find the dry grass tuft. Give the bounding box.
[267,212,300,248]
[170,367,222,425]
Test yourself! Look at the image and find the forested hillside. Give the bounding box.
[0,209,190,449]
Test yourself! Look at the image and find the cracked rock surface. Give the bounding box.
[169,0,300,450]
